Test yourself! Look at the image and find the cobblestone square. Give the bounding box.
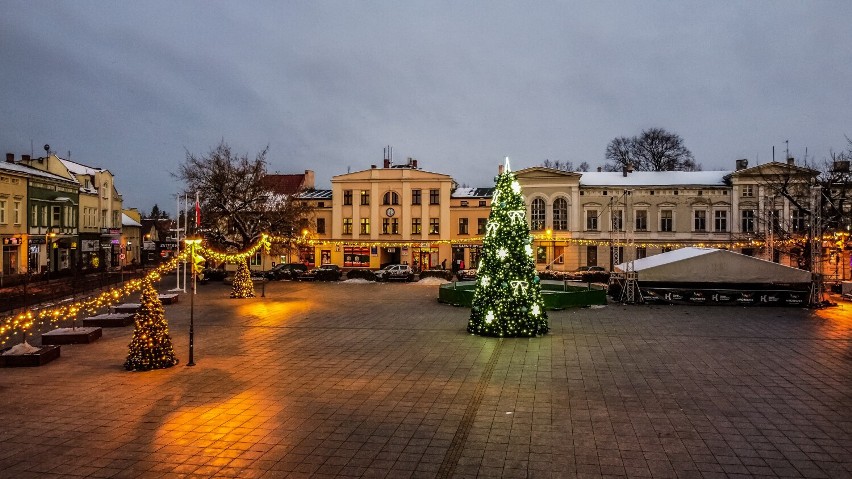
[1,281,850,478]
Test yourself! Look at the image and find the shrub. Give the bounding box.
[345,269,377,281]
[537,270,570,281]
[420,270,453,281]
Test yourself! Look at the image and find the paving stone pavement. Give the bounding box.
[1,280,850,479]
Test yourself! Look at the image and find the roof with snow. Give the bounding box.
[0,161,79,184]
[122,213,142,228]
[59,158,104,176]
[580,171,730,187]
[452,187,494,198]
[295,189,333,200]
[616,247,811,284]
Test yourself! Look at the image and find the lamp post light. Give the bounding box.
[45,230,56,283]
[184,238,202,367]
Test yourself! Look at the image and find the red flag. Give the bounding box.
[195,192,201,228]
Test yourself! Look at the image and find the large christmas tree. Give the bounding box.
[124,279,179,371]
[468,159,549,337]
[231,259,255,298]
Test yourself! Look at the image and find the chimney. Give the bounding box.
[498,164,504,175]
[22,154,30,163]
[371,164,376,169]
[786,157,795,165]
[735,159,748,171]
[383,159,390,168]
[303,170,315,189]
[5,153,13,163]
[622,166,628,177]
[597,166,602,172]
[412,159,418,169]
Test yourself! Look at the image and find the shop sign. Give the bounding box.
[2,237,22,245]
[143,241,156,250]
[100,228,121,235]
[81,239,99,252]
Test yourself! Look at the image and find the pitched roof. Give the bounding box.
[0,161,79,184]
[122,213,142,227]
[452,187,494,198]
[295,189,333,200]
[59,158,104,176]
[579,171,730,187]
[261,174,306,195]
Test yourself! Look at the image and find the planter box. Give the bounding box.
[83,313,135,328]
[0,345,61,367]
[41,327,103,345]
[111,303,141,314]
[158,294,179,305]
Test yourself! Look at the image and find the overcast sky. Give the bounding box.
[2,1,851,214]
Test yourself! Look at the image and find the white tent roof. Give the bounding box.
[616,247,811,284]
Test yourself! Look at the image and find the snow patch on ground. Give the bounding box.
[590,304,606,309]
[342,278,373,284]
[2,341,40,355]
[415,277,450,286]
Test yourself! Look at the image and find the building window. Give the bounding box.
[459,218,469,235]
[382,191,399,205]
[343,246,370,268]
[660,210,673,232]
[586,210,598,231]
[429,189,440,205]
[553,198,568,230]
[635,210,648,231]
[477,218,487,235]
[694,210,707,232]
[13,201,20,225]
[714,210,728,232]
[381,218,399,234]
[360,218,370,234]
[102,182,109,199]
[530,198,545,230]
[250,252,262,266]
[479,200,486,207]
[113,211,120,229]
[429,218,440,234]
[770,209,782,232]
[42,206,48,226]
[360,190,370,206]
[792,209,806,232]
[316,218,326,234]
[343,190,353,205]
[742,185,754,197]
[460,200,468,207]
[741,209,755,232]
[53,206,61,226]
[536,246,547,264]
[636,247,647,259]
[32,205,38,226]
[0,200,5,224]
[342,218,353,234]
[412,218,422,234]
[611,210,623,231]
[412,189,421,205]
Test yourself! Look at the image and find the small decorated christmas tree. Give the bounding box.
[468,158,549,337]
[124,279,179,371]
[231,258,255,298]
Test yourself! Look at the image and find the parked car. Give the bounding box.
[265,263,308,280]
[456,269,478,281]
[569,266,609,283]
[374,264,415,282]
[298,264,343,281]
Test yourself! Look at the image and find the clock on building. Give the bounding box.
[385,207,396,217]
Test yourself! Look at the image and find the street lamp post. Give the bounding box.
[45,230,56,283]
[184,238,202,367]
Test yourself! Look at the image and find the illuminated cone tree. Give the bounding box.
[468,159,549,337]
[124,279,179,371]
[230,258,255,298]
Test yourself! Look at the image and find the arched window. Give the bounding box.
[553,198,568,230]
[382,191,399,205]
[530,198,546,231]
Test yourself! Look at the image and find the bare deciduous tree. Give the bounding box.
[176,140,312,251]
[605,128,699,171]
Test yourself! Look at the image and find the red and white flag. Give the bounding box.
[195,191,201,228]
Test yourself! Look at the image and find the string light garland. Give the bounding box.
[468,160,549,338]
[124,278,179,371]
